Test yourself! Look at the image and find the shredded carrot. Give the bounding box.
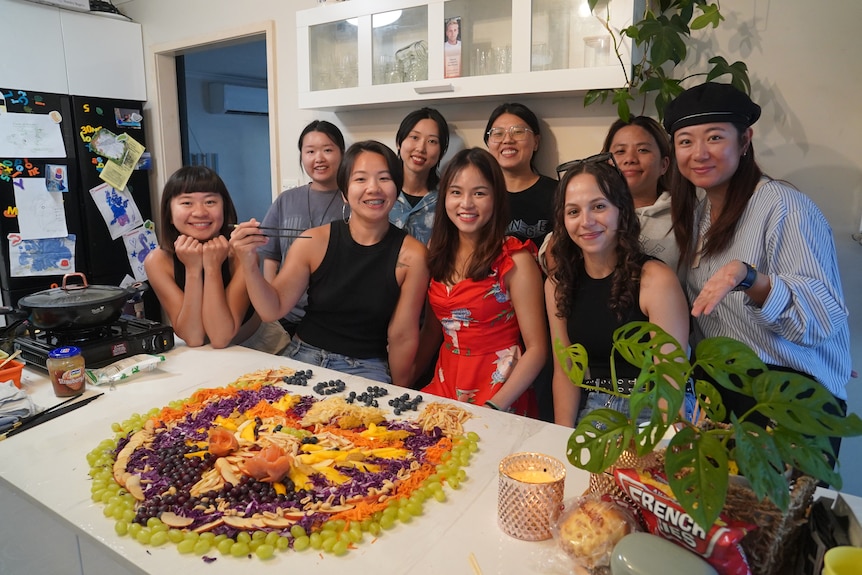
[150,385,255,424]
[423,436,453,465]
[245,400,289,421]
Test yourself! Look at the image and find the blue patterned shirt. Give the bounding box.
[389,190,437,245]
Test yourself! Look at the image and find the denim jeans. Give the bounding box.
[577,391,652,427]
[283,336,391,384]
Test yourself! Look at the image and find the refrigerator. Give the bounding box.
[0,86,161,321]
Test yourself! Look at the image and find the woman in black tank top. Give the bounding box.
[231,141,430,387]
[545,159,689,427]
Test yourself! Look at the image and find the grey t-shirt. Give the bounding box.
[259,183,345,323]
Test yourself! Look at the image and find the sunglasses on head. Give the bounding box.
[555,152,622,180]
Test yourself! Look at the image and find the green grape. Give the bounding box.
[457,468,467,481]
[249,539,262,552]
[347,526,363,543]
[177,539,196,554]
[290,524,307,539]
[406,501,423,516]
[103,504,116,518]
[433,489,447,503]
[91,489,106,503]
[293,535,310,551]
[90,479,108,491]
[309,532,323,550]
[236,531,251,544]
[136,528,152,545]
[332,540,348,556]
[397,508,412,523]
[128,522,143,538]
[379,515,395,530]
[330,519,346,532]
[252,530,267,541]
[276,536,291,551]
[255,544,275,560]
[112,507,125,521]
[150,522,168,534]
[466,431,480,442]
[321,537,337,553]
[182,531,200,543]
[230,541,250,557]
[167,529,185,543]
[448,477,461,490]
[114,521,129,537]
[264,531,279,546]
[193,539,211,555]
[467,440,479,452]
[382,506,398,521]
[150,531,168,547]
[217,538,234,555]
[198,532,216,543]
[213,534,228,543]
[122,509,137,523]
[440,450,452,462]
[429,482,444,494]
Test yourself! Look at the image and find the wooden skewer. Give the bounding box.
[230,223,307,232]
[0,349,22,370]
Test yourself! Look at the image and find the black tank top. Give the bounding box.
[172,252,254,324]
[566,259,649,379]
[297,220,405,359]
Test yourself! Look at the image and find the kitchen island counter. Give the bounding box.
[0,343,590,575]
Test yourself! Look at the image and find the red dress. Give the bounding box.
[422,237,538,417]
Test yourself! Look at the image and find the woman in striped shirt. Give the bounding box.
[665,82,850,456]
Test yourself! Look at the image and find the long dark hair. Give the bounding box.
[395,107,450,191]
[336,140,403,201]
[549,161,644,320]
[297,120,346,166]
[158,165,237,254]
[601,115,672,197]
[671,124,762,268]
[427,148,510,284]
[483,102,542,174]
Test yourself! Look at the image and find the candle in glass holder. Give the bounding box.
[498,452,566,541]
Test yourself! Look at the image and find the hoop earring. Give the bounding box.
[342,202,350,224]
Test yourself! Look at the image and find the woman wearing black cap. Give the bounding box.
[665,82,851,454]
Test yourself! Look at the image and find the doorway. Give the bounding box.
[149,23,280,229]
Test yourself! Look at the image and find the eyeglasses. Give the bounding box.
[555,152,622,179]
[486,126,534,143]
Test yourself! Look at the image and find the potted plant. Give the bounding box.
[585,0,752,122]
[556,321,862,531]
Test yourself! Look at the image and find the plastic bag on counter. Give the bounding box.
[85,354,165,386]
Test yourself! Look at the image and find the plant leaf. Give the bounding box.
[691,3,724,30]
[665,426,728,530]
[611,89,634,123]
[751,371,862,437]
[692,378,726,422]
[772,427,842,489]
[732,417,789,511]
[584,89,610,107]
[566,409,634,473]
[553,339,588,387]
[694,336,766,397]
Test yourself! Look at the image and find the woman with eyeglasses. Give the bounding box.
[666,83,850,457]
[483,102,556,248]
[546,159,689,427]
[417,148,546,416]
[389,108,450,245]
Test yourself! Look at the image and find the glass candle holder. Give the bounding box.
[498,452,566,541]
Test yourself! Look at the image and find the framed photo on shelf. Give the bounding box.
[444,16,462,79]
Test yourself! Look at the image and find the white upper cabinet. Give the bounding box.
[297,0,637,110]
[0,0,69,94]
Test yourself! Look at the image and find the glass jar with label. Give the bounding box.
[47,346,86,397]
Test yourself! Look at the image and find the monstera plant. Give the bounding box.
[586,0,752,121]
[556,321,862,531]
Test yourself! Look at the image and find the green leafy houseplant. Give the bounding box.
[585,0,751,121]
[556,321,862,531]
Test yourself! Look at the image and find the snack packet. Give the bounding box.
[551,493,641,572]
[85,354,165,386]
[614,467,754,575]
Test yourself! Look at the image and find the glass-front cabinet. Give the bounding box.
[297,0,638,110]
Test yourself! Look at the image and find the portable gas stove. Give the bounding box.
[14,315,175,371]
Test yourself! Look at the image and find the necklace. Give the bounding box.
[307,186,339,228]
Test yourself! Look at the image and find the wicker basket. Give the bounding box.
[588,449,817,575]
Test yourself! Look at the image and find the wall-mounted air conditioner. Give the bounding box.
[208,83,268,116]
[23,0,90,12]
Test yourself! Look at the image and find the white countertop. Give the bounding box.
[0,343,591,575]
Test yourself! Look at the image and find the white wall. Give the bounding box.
[122,0,862,495]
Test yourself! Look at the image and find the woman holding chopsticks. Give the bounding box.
[231,141,430,387]
[145,166,290,353]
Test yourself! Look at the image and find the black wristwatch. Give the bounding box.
[732,262,757,292]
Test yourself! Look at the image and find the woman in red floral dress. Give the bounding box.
[418,148,546,416]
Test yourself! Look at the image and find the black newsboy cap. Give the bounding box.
[663,82,761,134]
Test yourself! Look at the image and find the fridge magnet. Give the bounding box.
[12,177,68,239]
[0,112,67,158]
[122,221,157,281]
[89,128,125,161]
[99,133,145,191]
[114,108,142,129]
[136,152,152,170]
[7,233,75,277]
[89,182,144,240]
[45,164,68,192]
[444,16,462,79]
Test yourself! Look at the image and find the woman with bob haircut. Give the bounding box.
[231,141,429,386]
[418,148,546,416]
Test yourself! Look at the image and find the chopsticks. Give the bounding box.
[0,349,22,370]
[0,392,103,441]
[230,224,310,239]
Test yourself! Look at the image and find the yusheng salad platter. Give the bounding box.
[87,367,479,560]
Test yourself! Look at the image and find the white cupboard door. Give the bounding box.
[0,1,68,94]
